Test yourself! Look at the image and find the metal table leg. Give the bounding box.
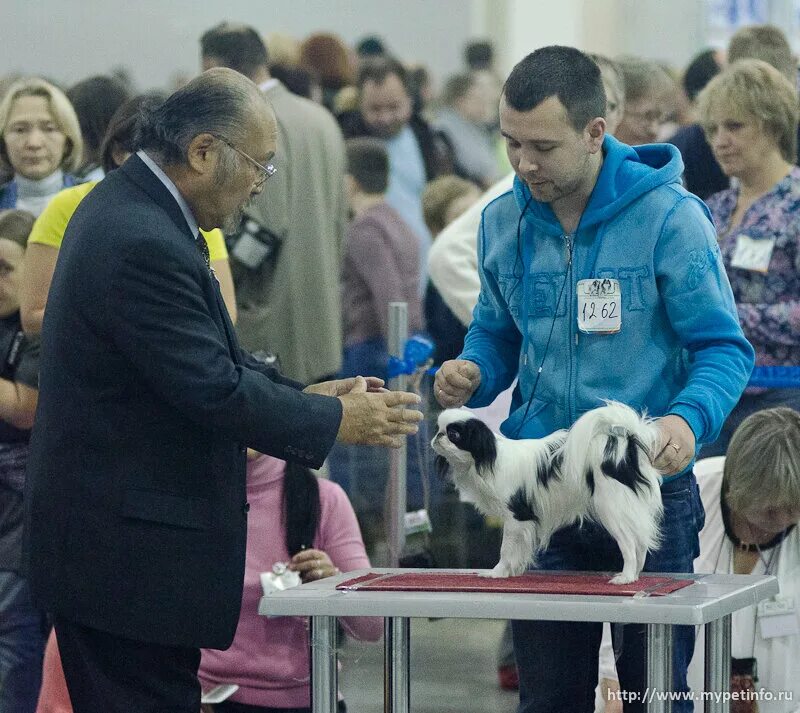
[646,623,674,713]
[310,615,338,713]
[704,615,731,713]
[384,616,410,713]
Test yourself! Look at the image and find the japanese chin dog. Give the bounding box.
[431,402,663,584]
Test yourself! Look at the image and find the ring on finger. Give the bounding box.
[670,442,681,453]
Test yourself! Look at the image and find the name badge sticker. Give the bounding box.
[577,278,621,334]
[730,234,776,273]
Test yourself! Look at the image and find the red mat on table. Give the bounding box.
[336,572,692,597]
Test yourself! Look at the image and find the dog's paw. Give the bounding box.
[609,572,638,585]
[483,562,514,578]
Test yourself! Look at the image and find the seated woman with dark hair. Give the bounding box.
[199,454,381,712]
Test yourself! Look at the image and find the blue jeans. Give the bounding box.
[0,570,48,713]
[512,473,705,713]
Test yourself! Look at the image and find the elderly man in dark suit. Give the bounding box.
[23,68,422,713]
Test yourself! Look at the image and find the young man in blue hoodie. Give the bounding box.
[434,46,754,713]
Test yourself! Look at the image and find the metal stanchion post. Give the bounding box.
[384,616,411,713]
[387,302,408,567]
[310,616,338,713]
[704,615,732,713]
[646,623,673,713]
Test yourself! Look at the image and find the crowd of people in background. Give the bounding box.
[2,17,800,713]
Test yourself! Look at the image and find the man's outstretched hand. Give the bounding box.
[334,375,423,447]
[304,375,386,397]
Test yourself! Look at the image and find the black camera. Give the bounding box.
[227,218,283,271]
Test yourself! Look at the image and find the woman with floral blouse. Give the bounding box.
[697,59,800,456]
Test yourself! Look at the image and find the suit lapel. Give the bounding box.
[122,155,242,363]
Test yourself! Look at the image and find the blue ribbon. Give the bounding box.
[387,335,435,379]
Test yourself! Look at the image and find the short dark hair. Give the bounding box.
[100,92,166,174]
[346,137,389,194]
[0,209,35,249]
[200,23,269,80]
[67,76,130,167]
[135,68,267,166]
[683,49,721,101]
[356,35,386,58]
[357,57,409,93]
[503,46,606,131]
[465,40,494,71]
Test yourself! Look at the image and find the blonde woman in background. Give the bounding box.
[0,78,83,215]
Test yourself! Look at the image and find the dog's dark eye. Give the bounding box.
[446,425,462,443]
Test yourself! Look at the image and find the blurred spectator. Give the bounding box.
[329,138,422,551]
[340,137,422,378]
[355,35,386,60]
[407,64,434,118]
[589,54,626,137]
[0,78,82,216]
[299,32,355,112]
[435,73,502,188]
[338,57,452,291]
[0,208,44,713]
[19,93,236,334]
[668,48,726,199]
[66,75,130,181]
[422,175,479,365]
[674,25,799,201]
[201,23,347,384]
[269,65,319,101]
[683,49,725,105]
[199,454,382,712]
[697,59,800,456]
[728,24,797,82]
[614,56,676,145]
[464,40,495,72]
[265,32,301,69]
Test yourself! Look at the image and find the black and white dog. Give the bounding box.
[431,402,663,584]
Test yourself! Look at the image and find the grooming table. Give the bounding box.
[259,568,778,713]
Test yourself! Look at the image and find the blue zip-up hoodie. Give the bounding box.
[461,136,754,466]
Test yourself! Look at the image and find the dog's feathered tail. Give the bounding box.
[560,401,664,558]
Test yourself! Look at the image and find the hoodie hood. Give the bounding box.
[513,135,685,233]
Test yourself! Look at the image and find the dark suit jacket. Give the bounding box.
[23,155,342,649]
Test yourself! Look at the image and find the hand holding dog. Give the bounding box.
[653,415,695,475]
[434,359,481,408]
[337,376,423,448]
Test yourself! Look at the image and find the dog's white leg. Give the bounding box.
[485,519,534,578]
[635,545,648,577]
[608,532,640,585]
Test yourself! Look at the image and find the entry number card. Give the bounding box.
[577,278,622,334]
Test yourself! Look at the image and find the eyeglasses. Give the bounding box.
[214,135,276,189]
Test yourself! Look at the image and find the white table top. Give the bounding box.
[258,569,779,626]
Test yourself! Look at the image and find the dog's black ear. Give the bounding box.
[434,454,451,480]
[462,418,498,475]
